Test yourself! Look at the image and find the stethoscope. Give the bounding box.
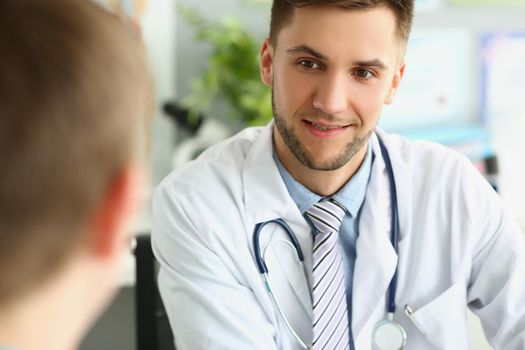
[253,136,407,350]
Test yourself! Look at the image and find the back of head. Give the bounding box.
[0,0,152,305]
[269,0,414,47]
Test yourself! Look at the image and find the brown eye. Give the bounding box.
[355,69,374,79]
[298,60,321,70]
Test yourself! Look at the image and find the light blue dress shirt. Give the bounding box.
[273,143,373,348]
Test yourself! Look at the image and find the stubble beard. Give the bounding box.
[272,89,373,171]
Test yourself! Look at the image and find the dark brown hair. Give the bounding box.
[0,0,152,303]
[269,0,414,46]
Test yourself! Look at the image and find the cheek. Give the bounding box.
[274,68,313,116]
[348,83,388,120]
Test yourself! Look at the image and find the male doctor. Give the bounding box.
[152,0,525,349]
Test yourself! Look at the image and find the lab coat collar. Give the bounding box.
[243,122,300,225]
[352,130,399,342]
[243,122,314,317]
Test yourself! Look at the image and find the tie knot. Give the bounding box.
[305,199,346,235]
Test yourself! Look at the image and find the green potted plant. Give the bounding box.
[179,5,272,128]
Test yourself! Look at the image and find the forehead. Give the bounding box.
[276,5,400,61]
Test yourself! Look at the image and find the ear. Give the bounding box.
[260,38,274,87]
[89,166,145,260]
[384,61,406,105]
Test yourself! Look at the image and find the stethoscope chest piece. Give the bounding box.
[372,316,407,350]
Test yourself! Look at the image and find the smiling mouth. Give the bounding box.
[303,120,352,130]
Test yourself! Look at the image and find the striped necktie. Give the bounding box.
[306,199,350,350]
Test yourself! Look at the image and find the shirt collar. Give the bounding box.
[273,142,373,217]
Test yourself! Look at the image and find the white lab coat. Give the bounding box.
[152,123,525,350]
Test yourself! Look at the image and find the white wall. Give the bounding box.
[492,114,525,231]
[142,0,178,187]
[414,7,525,232]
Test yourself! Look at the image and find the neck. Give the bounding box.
[274,126,369,197]
[0,256,112,350]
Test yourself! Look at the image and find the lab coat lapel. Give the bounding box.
[352,132,398,341]
[242,123,314,320]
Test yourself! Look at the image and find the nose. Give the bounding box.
[312,71,348,115]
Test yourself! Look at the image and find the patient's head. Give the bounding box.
[0,0,152,342]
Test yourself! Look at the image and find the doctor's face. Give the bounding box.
[260,5,405,171]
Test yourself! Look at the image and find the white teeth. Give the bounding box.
[312,123,340,131]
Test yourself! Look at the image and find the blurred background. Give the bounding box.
[81,0,525,349]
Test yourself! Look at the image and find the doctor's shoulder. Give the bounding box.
[158,126,264,188]
[153,125,265,226]
[383,131,471,174]
[386,131,511,249]
[384,131,504,227]
[385,132,491,190]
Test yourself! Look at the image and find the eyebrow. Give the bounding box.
[286,45,389,70]
[286,45,326,60]
[353,59,389,70]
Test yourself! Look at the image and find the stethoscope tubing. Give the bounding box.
[253,218,305,274]
[378,136,400,314]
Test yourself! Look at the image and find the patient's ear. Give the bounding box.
[89,166,144,259]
